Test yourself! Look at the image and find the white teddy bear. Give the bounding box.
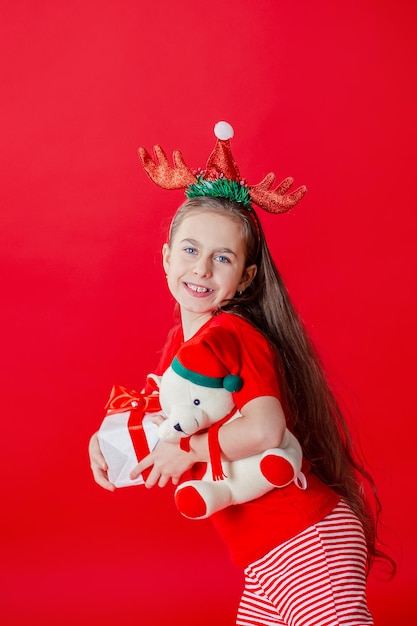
[98,326,306,519]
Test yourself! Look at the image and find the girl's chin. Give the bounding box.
[182,304,216,316]
[179,299,221,317]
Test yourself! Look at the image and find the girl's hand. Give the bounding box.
[150,414,165,427]
[88,432,116,492]
[130,440,196,488]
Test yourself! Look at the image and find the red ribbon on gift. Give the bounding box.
[105,384,162,481]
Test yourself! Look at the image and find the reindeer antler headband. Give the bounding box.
[138,121,306,215]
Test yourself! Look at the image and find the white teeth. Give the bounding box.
[187,283,211,293]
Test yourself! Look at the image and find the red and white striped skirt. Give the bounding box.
[236,500,373,625]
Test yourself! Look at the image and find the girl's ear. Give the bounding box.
[238,264,257,292]
[162,243,171,274]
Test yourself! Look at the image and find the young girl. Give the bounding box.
[89,124,393,625]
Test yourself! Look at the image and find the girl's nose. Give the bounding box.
[193,257,212,278]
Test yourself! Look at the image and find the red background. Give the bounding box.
[1,1,416,624]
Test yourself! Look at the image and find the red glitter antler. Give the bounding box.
[249,173,307,215]
[138,145,196,190]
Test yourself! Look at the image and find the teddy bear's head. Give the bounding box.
[151,330,243,441]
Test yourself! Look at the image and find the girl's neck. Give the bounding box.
[180,308,217,341]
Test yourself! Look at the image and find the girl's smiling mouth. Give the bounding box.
[184,282,214,295]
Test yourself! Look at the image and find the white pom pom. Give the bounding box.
[214,121,234,141]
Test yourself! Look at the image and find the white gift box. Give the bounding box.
[98,411,160,487]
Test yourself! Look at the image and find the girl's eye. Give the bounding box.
[184,247,197,255]
[215,255,230,263]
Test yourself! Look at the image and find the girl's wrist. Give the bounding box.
[188,432,209,463]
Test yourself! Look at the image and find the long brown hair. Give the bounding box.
[170,195,395,575]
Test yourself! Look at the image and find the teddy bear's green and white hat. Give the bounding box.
[171,337,243,393]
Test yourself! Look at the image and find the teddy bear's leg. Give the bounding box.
[260,451,295,487]
[260,430,304,488]
[174,480,233,520]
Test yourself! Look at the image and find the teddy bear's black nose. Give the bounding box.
[174,423,183,432]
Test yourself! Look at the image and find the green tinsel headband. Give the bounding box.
[185,176,252,209]
[185,176,252,210]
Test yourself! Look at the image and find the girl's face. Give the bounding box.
[162,210,257,328]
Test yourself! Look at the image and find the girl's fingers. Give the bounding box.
[91,464,116,491]
[130,454,153,480]
[88,433,106,467]
[144,466,160,488]
[89,432,115,491]
[157,474,171,488]
[151,414,165,426]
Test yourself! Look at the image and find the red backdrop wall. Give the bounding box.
[1,1,416,624]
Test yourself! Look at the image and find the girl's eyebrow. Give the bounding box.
[180,238,237,257]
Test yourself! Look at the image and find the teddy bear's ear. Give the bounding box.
[146,373,161,392]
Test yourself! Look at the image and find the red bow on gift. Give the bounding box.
[105,383,161,415]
